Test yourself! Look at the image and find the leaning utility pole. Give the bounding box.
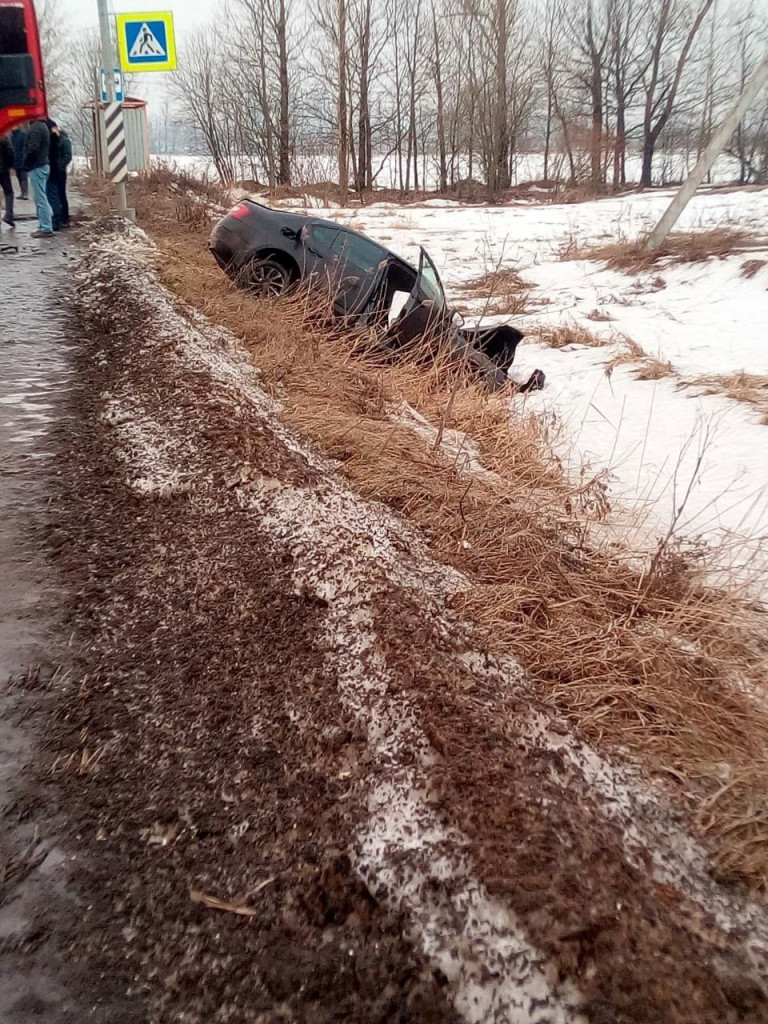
[97,0,131,219]
[646,53,768,251]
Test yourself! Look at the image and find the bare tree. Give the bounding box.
[577,0,611,186]
[172,30,238,183]
[57,27,102,157]
[639,0,715,187]
[36,0,69,111]
[338,0,350,197]
[230,0,296,185]
[607,0,646,186]
[431,4,448,190]
[165,0,751,194]
[540,0,564,182]
[725,2,768,184]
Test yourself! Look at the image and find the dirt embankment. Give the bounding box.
[34,218,768,1022]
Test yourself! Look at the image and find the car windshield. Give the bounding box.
[418,251,447,312]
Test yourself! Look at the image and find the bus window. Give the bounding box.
[0,7,28,54]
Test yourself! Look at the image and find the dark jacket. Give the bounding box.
[57,131,72,174]
[10,128,26,167]
[0,136,14,174]
[23,120,50,172]
[45,121,59,174]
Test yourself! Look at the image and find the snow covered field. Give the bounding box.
[296,188,768,593]
[150,150,745,190]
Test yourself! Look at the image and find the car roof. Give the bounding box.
[242,198,416,272]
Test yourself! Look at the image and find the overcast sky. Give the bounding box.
[59,0,214,35]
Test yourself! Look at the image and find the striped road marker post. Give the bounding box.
[104,101,128,184]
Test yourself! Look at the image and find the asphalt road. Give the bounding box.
[0,201,103,1023]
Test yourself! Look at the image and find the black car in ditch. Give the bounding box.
[209,199,544,391]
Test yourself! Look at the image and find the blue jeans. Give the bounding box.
[29,165,53,233]
[46,174,62,229]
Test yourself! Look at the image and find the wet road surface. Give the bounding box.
[0,199,90,1023]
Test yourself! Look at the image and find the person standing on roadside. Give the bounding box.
[46,120,63,231]
[11,126,28,200]
[0,133,15,227]
[24,118,54,238]
[55,127,73,228]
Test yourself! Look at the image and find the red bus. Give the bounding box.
[0,0,47,135]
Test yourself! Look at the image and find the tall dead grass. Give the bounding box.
[679,372,768,424]
[563,227,766,272]
[534,323,609,349]
[596,335,675,381]
[462,266,531,315]
[120,177,768,892]
[530,324,674,384]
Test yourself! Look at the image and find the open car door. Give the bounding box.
[387,248,508,389]
[399,247,449,328]
[0,0,47,135]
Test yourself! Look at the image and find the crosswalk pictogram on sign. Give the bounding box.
[128,23,166,59]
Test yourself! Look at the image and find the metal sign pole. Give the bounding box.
[97,0,134,220]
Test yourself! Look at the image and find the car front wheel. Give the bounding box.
[244,258,290,298]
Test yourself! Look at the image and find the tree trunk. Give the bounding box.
[337,0,348,201]
[590,68,602,186]
[641,134,654,187]
[492,0,510,196]
[349,102,358,188]
[613,96,625,189]
[543,89,553,183]
[277,0,291,185]
[432,5,447,192]
[393,25,404,190]
[258,6,276,187]
[410,98,419,190]
[586,2,604,188]
[357,0,372,192]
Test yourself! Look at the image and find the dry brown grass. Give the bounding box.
[740,258,767,279]
[137,165,228,230]
[462,266,532,315]
[107,176,768,893]
[603,336,675,381]
[679,372,768,424]
[563,227,766,272]
[585,308,616,322]
[632,357,675,381]
[533,323,609,349]
[603,335,647,372]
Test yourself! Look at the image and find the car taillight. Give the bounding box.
[229,202,250,220]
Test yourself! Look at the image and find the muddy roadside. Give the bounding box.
[0,212,137,1021]
[43,221,462,1024]
[22,217,768,1024]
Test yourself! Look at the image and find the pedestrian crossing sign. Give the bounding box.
[116,11,177,73]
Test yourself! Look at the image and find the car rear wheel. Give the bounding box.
[244,258,290,298]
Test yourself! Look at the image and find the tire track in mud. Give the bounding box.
[50,222,768,1023]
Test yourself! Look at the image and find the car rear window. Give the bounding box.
[311,225,340,248]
